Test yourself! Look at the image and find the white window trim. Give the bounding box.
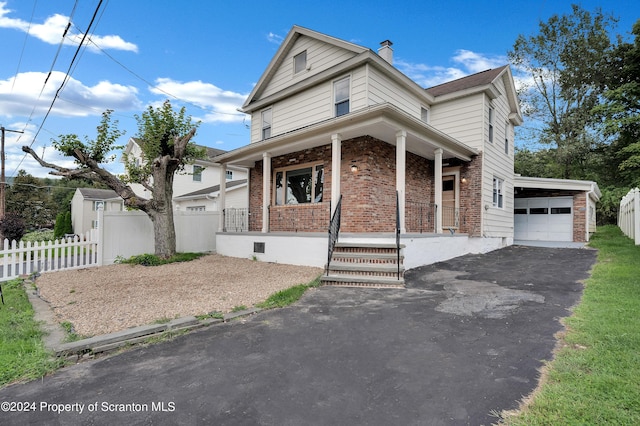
[293,50,307,74]
[488,106,494,143]
[261,107,272,140]
[333,76,351,117]
[193,165,203,182]
[226,170,233,181]
[492,176,504,208]
[273,161,324,206]
[420,106,430,124]
[504,122,510,155]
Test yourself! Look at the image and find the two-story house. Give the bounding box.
[213,26,597,285]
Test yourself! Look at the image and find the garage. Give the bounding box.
[514,197,573,241]
[513,176,601,244]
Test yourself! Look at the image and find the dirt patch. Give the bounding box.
[35,254,322,337]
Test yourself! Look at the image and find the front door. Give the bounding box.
[442,175,457,228]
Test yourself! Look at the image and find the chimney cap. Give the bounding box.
[380,40,393,47]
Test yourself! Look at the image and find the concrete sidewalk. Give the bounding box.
[0,246,597,425]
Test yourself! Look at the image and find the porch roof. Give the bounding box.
[212,103,479,168]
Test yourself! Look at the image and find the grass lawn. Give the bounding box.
[0,279,63,387]
[503,225,640,425]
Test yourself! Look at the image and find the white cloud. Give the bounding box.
[396,49,509,88]
[0,71,141,118]
[267,32,284,44]
[150,78,247,123]
[0,2,138,52]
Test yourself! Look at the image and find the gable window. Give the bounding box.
[274,163,324,205]
[226,170,233,181]
[334,77,350,117]
[488,107,494,143]
[261,108,272,140]
[294,51,307,74]
[492,176,504,208]
[421,107,429,123]
[92,201,104,211]
[193,165,203,182]
[504,122,510,154]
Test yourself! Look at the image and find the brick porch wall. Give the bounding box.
[573,193,587,242]
[247,137,481,235]
[459,153,483,236]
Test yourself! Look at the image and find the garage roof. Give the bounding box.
[514,176,601,201]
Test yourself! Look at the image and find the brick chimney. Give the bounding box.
[378,40,393,64]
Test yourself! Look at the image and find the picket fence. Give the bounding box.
[1,232,99,282]
[618,187,640,245]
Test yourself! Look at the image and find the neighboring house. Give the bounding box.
[121,138,249,211]
[212,26,598,280]
[70,188,123,235]
[174,179,248,212]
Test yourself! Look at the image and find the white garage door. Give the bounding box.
[514,197,573,241]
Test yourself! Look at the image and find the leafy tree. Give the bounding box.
[5,170,57,229]
[509,5,618,179]
[23,100,202,258]
[0,212,26,242]
[593,19,640,189]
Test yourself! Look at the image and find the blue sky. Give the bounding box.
[0,0,638,178]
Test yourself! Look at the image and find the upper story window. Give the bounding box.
[226,170,233,181]
[274,163,324,205]
[92,201,104,211]
[261,108,272,140]
[504,122,510,155]
[492,176,504,208]
[294,51,307,74]
[334,77,350,117]
[488,107,494,143]
[193,165,203,182]
[421,107,429,123]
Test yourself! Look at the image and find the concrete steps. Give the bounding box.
[322,242,405,288]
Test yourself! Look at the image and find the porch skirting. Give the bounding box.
[215,232,511,270]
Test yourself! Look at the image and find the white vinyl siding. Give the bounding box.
[366,66,423,116]
[480,76,515,238]
[429,95,485,149]
[261,35,359,99]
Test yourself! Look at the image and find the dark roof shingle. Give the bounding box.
[425,65,508,97]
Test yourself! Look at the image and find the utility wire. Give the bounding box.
[10,0,38,93]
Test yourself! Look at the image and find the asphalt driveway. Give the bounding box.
[0,246,597,425]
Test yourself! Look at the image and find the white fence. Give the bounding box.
[0,209,220,282]
[619,188,640,245]
[1,232,98,282]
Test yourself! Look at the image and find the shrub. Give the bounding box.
[0,212,26,242]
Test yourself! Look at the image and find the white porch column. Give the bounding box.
[331,133,342,215]
[262,152,271,233]
[218,163,227,232]
[396,130,407,233]
[434,148,443,234]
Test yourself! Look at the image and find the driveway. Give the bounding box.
[0,246,596,425]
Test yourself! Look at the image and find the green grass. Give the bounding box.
[503,225,640,425]
[257,276,321,309]
[116,252,205,266]
[0,279,63,387]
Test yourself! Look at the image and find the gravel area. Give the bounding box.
[35,254,322,337]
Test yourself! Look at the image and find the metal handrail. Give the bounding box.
[326,195,343,276]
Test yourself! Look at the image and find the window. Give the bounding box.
[193,165,203,182]
[551,207,571,214]
[294,51,307,74]
[274,163,324,205]
[514,208,527,215]
[492,177,504,208]
[334,77,350,117]
[187,206,206,212]
[421,107,429,123]
[488,107,494,143]
[226,170,233,181]
[261,108,272,140]
[504,122,510,154]
[92,201,104,211]
[530,208,548,214]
